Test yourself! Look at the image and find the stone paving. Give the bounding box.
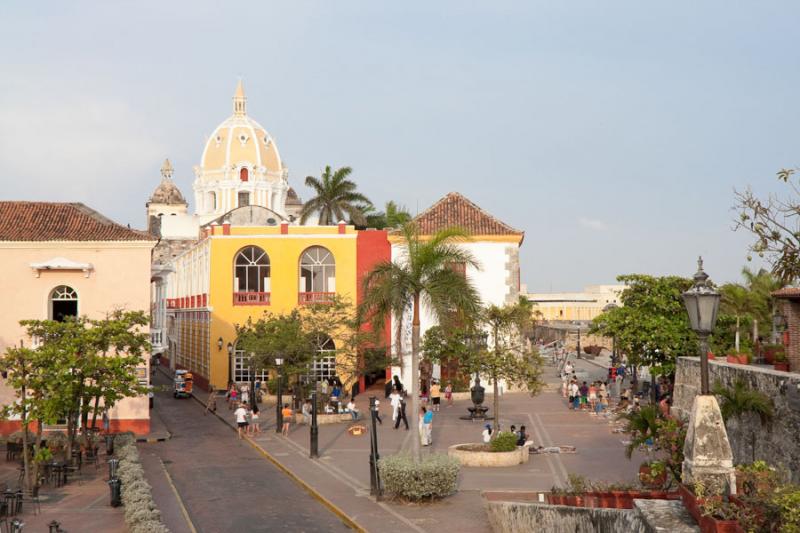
[178,356,644,532]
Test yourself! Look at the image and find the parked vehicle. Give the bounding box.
[174,370,193,398]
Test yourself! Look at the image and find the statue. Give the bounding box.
[460,374,492,421]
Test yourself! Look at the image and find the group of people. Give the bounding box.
[481,423,531,447]
[387,376,435,446]
[232,401,262,439]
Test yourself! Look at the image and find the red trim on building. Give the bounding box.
[356,229,392,392]
[222,223,231,235]
[338,222,346,235]
[280,222,289,235]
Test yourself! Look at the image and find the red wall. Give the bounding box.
[356,229,392,390]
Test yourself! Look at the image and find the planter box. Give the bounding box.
[547,490,680,509]
[448,443,529,467]
[292,413,356,425]
[725,354,749,365]
[679,484,744,533]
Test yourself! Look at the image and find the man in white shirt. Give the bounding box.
[234,403,248,439]
[347,400,359,420]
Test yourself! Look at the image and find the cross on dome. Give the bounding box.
[233,79,246,116]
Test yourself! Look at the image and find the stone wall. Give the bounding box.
[673,357,800,482]
[485,501,646,533]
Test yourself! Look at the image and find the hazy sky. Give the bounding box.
[1,1,795,291]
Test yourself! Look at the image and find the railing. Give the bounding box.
[298,292,336,304]
[151,329,163,347]
[233,292,271,305]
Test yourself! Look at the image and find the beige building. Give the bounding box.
[0,202,155,435]
[525,284,625,322]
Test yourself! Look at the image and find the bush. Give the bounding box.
[379,453,460,501]
[116,433,171,532]
[490,431,518,452]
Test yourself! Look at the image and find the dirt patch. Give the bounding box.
[455,443,492,452]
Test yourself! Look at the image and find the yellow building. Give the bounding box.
[160,209,390,391]
[525,284,625,322]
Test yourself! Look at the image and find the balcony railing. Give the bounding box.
[298,292,336,304]
[151,329,163,346]
[233,292,271,306]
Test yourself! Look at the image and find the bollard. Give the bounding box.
[108,458,119,480]
[105,434,114,456]
[108,478,121,507]
[10,518,23,533]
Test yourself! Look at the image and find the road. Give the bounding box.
[140,372,352,533]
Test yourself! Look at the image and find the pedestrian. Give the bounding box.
[430,380,441,412]
[281,403,293,436]
[579,381,589,410]
[241,385,250,407]
[251,403,261,434]
[564,361,574,376]
[321,378,329,403]
[561,373,569,398]
[234,403,248,439]
[102,410,110,434]
[347,399,359,420]
[205,386,217,415]
[588,382,597,412]
[392,375,404,394]
[390,388,401,425]
[482,423,493,443]
[445,382,453,407]
[394,392,409,430]
[516,425,529,447]
[331,383,341,403]
[422,406,433,446]
[301,399,312,425]
[570,380,580,410]
[228,385,238,410]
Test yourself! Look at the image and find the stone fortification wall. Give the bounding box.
[673,357,800,482]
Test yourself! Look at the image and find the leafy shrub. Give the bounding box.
[774,487,800,533]
[116,433,170,532]
[379,453,459,501]
[490,431,518,452]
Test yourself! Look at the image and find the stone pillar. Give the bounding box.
[682,395,736,495]
[777,298,800,371]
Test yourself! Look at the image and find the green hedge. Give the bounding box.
[379,453,460,501]
[116,433,171,533]
[490,431,518,452]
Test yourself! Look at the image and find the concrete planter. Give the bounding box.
[448,443,529,467]
[292,413,356,425]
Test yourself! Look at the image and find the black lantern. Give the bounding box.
[217,337,224,351]
[682,257,720,395]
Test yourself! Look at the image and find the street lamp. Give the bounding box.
[368,396,382,499]
[602,303,619,365]
[310,382,319,458]
[275,357,284,434]
[682,257,721,395]
[217,337,224,351]
[249,352,257,411]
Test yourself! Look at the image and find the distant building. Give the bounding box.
[0,202,155,435]
[525,284,625,322]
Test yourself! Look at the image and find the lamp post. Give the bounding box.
[368,396,382,499]
[682,257,721,395]
[310,385,319,458]
[602,303,619,365]
[249,352,257,411]
[575,322,582,359]
[275,357,284,434]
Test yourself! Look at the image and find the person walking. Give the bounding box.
[241,385,250,407]
[301,399,312,425]
[251,404,261,434]
[205,386,217,415]
[228,385,238,410]
[347,399,359,420]
[392,375,404,394]
[389,388,401,426]
[281,403,293,436]
[422,406,433,446]
[373,397,383,425]
[234,403,248,439]
[430,380,441,412]
[394,392,409,430]
[444,382,453,407]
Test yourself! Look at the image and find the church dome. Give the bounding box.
[197,80,283,180]
[148,159,187,206]
[286,187,302,205]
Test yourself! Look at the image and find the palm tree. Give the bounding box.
[740,267,783,342]
[359,223,481,460]
[720,283,752,353]
[362,201,412,229]
[300,166,372,225]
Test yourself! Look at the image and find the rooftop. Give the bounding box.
[412,192,523,238]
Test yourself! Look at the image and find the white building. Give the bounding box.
[389,192,525,388]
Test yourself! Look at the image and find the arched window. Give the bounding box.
[240,168,249,182]
[233,246,270,305]
[50,285,78,321]
[299,246,335,304]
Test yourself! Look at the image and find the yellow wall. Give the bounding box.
[205,225,358,389]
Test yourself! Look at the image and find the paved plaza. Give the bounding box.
[150,355,644,532]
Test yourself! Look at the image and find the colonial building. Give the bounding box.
[524,284,625,322]
[389,192,525,387]
[0,202,155,435]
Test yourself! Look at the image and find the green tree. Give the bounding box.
[300,165,372,225]
[720,283,754,353]
[740,267,783,342]
[362,201,413,229]
[360,223,481,460]
[590,274,696,381]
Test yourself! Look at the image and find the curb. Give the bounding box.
[188,392,366,533]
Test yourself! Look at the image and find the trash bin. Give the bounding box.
[105,434,114,456]
[108,478,121,507]
[108,458,119,480]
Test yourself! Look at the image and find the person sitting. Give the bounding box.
[516,425,529,447]
[482,423,493,443]
[324,403,335,414]
[346,399,359,420]
[331,384,342,402]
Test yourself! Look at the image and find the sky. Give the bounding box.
[1,1,796,291]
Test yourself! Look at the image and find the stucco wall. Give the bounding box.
[673,357,800,482]
[0,241,153,433]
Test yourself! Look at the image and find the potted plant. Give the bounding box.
[763,343,783,365]
[735,461,778,496]
[639,460,667,489]
[774,350,790,372]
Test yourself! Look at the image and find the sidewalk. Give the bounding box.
[137,400,172,443]
[164,363,642,532]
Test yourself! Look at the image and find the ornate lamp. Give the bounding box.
[682,257,721,395]
[275,357,284,434]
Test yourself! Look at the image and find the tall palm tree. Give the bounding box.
[720,283,752,353]
[300,166,372,225]
[360,223,481,460]
[361,201,412,229]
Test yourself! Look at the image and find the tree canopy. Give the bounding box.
[300,165,372,225]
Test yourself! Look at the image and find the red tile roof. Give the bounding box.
[412,192,523,237]
[0,202,154,242]
[772,287,800,298]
